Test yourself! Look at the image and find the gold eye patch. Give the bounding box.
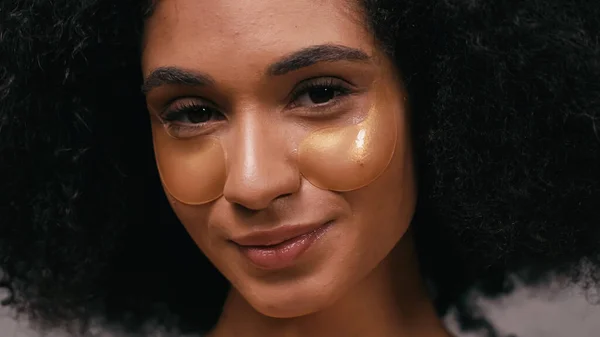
[153,131,227,205]
[153,94,398,205]
[297,103,396,191]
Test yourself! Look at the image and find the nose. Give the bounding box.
[222,115,300,210]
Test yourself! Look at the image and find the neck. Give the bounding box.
[208,234,451,337]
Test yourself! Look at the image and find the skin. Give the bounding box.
[142,0,452,336]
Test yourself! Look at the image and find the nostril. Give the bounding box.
[232,202,262,214]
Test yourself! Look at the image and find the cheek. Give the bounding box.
[165,193,213,247]
[342,113,416,252]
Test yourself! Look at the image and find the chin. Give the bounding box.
[238,275,343,318]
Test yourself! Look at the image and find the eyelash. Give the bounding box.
[157,77,354,137]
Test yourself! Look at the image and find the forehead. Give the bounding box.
[141,0,374,74]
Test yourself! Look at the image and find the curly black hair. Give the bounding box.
[1,0,599,336]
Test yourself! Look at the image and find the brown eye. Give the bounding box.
[306,87,338,105]
[292,80,351,108]
[184,106,216,124]
[162,103,223,125]
[157,101,226,139]
[295,86,344,107]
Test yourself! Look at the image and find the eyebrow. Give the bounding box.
[266,44,371,76]
[142,44,370,94]
[141,67,215,94]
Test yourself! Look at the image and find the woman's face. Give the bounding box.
[142,0,416,318]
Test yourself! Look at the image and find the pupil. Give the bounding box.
[188,107,210,123]
[309,87,335,104]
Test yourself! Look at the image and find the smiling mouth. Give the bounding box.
[233,221,333,270]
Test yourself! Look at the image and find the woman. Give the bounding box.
[0,0,598,336]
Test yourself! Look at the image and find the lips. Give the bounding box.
[231,221,333,270]
[231,222,328,247]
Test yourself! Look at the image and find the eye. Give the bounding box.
[158,100,225,139]
[298,86,340,105]
[289,78,352,109]
[163,103,221,124]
